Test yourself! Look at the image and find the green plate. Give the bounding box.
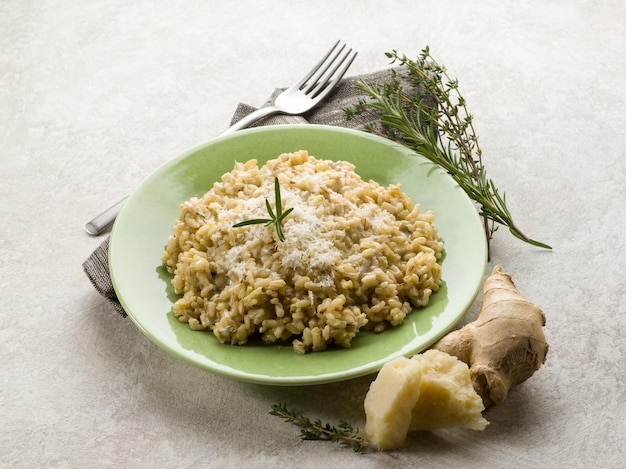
[109,125,487,385]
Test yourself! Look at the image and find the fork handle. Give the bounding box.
[221,105,280,134]
[85,197,128,236]
[85,105,281,236]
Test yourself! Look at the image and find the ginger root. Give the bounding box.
[432,265,548,408]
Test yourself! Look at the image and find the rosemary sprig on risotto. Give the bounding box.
[233,176,294,242]
[345,47,551,252]
[269,403,368,453]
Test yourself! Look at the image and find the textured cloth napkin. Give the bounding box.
[82,68,412,316]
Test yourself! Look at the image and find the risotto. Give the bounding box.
[161,150,443,353]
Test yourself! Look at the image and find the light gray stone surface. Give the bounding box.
[2,1,624,467]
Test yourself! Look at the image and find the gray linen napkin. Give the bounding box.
[82,68,409,316]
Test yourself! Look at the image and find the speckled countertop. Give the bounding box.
[2,1,625,467]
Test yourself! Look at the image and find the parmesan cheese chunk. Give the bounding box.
[364,357,423,450]
[364,350,488,450]
[409,349,488,431]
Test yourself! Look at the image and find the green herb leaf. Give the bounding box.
[264,198,276,221]
[275,207,294,224]
[232,218,273,227]
[274,176,282,215]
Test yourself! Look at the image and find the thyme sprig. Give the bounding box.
[345,47,551,252]
[233,176,294,242]
[270,403,368,453]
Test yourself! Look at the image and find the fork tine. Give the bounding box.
[300,43,347,93]
[308,46,356,98]
[292,40,341,89]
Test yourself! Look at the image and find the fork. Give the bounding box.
[85,41,357,236]
[222,40,357,134]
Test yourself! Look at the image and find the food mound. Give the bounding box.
[161,150,443,353]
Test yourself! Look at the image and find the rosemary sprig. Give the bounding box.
[345,47,551,252]
[233,177,294,242]
[270,403,368,453]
